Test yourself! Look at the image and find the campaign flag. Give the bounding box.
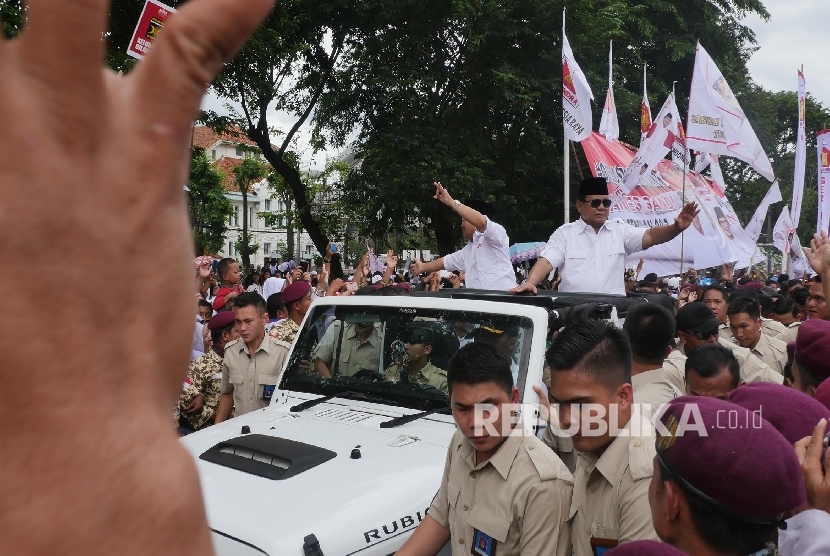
[744,180,782,243]
[686,43,775,182]
[599,42,619,142]
[368,250,386,274]
[669,97,691,168]
[818,130,830,235]
[792,70,808,228]
[640,65,652,146]
[694,151,712,173]
[620,95,677,193]
[562,16,594,142]
[127,0,176,60]
[773,206,796,254]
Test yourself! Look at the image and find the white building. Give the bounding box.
[193,126,316,268]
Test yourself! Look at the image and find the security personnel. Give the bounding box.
[545,320,658,555]
[215,293,291,422]
[726,296,787,375]
[396,343,573,556]
[313,319,383,377]
[384,327,448,392]
[649,396,805,555]
[674,303,782,384]
[661,349,687,393]
[268,279,311,344]
[790,318,830,397]
[175,311,238,431]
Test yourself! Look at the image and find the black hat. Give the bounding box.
[578,177,609,198]
[407,327,435,344]
[675,303,720,334]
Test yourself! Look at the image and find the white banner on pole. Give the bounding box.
[686,42,775,182]
[792,69,807,228]
[817,129,830,235]
[621,94,678,193]
[599,42,619,142]
[744,180,782,243]
[640,65,652,146]
[562,15,594,142]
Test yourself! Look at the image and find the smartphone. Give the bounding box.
[300,261,309,273]
[211,259,218,273]
[329,243,338,253]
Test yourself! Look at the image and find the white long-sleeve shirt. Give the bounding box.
[442,217,516,291]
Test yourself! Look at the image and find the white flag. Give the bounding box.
[562,14,594,142]
[792,69,807,228]
[744,180,782,243]
[773,206,796,255]
[789,234,811,279]
[694,151,711,173]
[598,41,619,142]
[620,94,678,193]
[640,65,652,146]
[818,129,830,235]
[686,43,775,182]
[669,95,691,168]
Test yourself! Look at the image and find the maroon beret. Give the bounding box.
[282,280,311,304]
[656,396,805,524]
[728,382,830,444]
[794,319,830,381]
[787,341,795,364]
[207,310,235,331]
[815,379,830,412]
[606,541,685,555]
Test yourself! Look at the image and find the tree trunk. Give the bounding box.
[241,187,250,271]
[285,196,295,260]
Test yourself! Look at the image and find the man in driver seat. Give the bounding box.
[313,319,382,378]
[384,327,448,393]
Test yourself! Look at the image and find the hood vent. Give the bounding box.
[200,435,336,480]
[311,408,372,423]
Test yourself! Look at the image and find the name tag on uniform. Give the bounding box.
[590,537,618,556]
[211,372,223,381]
[261,384,276,401]
[472,530,496,556]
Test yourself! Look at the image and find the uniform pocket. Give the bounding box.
[229,372,244,385]
[448,482,461,508]
[467,506,510,543]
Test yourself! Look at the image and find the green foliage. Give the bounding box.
[188,148,233,255]
[0,0,23,38]
[234,233,260,258]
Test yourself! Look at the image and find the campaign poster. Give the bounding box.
[127,0,176,61]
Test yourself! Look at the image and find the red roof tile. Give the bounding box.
[213,157,272,193]
[193,125,259,150]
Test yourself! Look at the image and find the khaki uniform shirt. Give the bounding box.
[177,349,224,430]
[313,323,382,377]
[749,333,787,376]
[719,322,734,343]
[761,318,787,339]
[778,321,801,344]
[221,335,291,416]
[268,318,300,344]
[662,350,687,392]
[631,368,683,410]
[384,361,448,393]
[570,417,658,556]
[541,427,577,474]
[677,339,783,385]
[429,427,574,556]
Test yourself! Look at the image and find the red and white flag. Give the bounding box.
[686,42,775,182]
[792,69,807,228]
[598,42,619,142]
[620,94,679,193]
[562,13,594,142]
[669,94,691,168]
[817,129,830,235]
[127,0,176,60]
[640,65,652,146]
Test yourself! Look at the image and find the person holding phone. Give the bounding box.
[511,177,699,296]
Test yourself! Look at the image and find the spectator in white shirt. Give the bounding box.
[512,177,699,296]
[410,182,516,291]
[262,272,286,299]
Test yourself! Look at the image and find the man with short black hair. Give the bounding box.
[545,320,658,555]
[684,344,742,400]
[264,292,287,333]
[268,279,311,344]
[622,303,683,408]
[397,343,573,556]
[701,285,732,342]
[727,296,787,375]
[383,327,448,392]
[807,275,829,320]
[791,318,830,397]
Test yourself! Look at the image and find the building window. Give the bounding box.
[277,215,284,229]
[228,242,233,256]
[233,206,239,227]
[278,200,285,211]
[249,207,255,226]
[305,244,314,255]
[235,146,243,157]
[211,149,216,159]
[265,199,271,211]
[264,243,271,254]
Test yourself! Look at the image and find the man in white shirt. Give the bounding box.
[511,177,699,295]
[411,182,516,290]
[262,273,286,299]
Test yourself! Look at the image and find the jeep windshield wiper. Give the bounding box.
[290,391,392,412]
[380,406,451,428]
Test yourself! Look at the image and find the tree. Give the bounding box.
[232,155,266,270]
[188,148,233,255]
[0,0,23,39]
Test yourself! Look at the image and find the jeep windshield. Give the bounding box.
[279,301,535,411]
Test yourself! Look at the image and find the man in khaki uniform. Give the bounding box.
[727,297,787,375]
[684,343,743,399]
[545,320,658,555]
[313,320,382,377]
[397,343,573,556]
[623,304,683,410]
[661,349,687,392]
[702,285,733,342]
[215,293,291,422]
[268,280,311,344]
[674,303,783,385]
[384,327,448,393]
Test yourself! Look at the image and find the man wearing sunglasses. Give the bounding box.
[673,303,782,385]
[511,176,699,295]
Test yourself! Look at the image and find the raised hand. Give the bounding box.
[675,202,701,231]
[804,231,830,276]
[433,181,454,207]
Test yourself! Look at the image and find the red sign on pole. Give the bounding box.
[127,0,176,60]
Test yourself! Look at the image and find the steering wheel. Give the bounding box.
[352,369,387,383]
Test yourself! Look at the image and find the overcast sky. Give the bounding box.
[745,0,828,106]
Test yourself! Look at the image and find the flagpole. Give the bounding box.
[563,8,570,224]
[673,82,687,277]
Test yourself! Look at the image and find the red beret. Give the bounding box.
[606,541,685,555]
[282,280,311,304]
[207,310,235,331]
[815,379,830,412]
[656,396,805,524]
[795,319,830,381]
[786,341,795,363]
[728,382,830,444]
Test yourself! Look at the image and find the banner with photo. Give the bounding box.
[582,132,763,278]
[817,129,830,235]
